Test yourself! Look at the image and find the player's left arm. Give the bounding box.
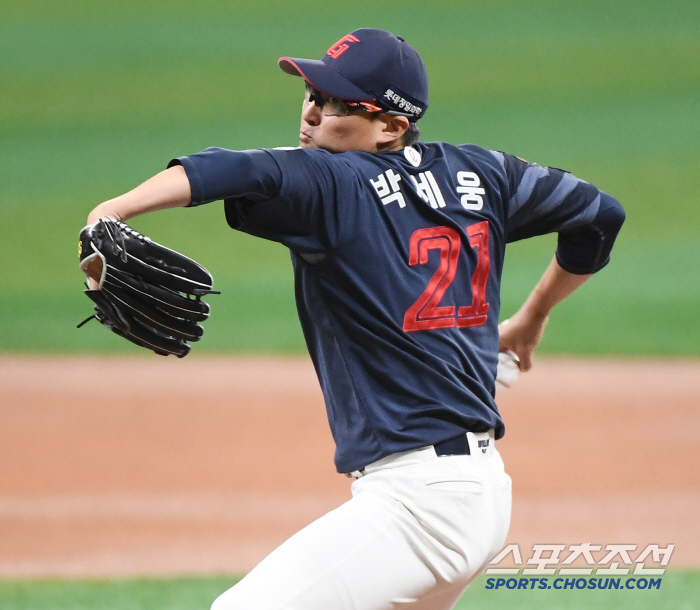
[87,165,192,225]
[86,147,285,226]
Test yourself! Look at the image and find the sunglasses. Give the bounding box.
[304,82,384,117]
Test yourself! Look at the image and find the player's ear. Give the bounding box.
[376,115,410,149]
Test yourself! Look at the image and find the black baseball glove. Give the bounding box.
[77,218,218,357]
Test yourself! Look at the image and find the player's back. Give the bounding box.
[206,138,617,472]
[284,142,510,471]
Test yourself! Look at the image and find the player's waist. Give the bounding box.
[345,429,496,478]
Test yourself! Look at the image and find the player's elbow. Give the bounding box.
[597,192,626,236]
[555,193,626,275]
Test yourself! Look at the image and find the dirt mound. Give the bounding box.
[1,356,697,576]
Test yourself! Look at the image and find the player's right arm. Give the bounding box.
[498,257,592,370]
[494,152,626,369]
[500,153,626,274]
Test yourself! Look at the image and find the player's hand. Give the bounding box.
[498,311,549,372]
[83,215,118,290]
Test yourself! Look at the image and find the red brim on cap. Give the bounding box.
[278,57,375,102]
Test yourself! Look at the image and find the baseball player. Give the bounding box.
[85,28,625,610]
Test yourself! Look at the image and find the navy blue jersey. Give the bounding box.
[171,143,624,473]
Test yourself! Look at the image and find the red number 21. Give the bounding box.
[403,221,490,332]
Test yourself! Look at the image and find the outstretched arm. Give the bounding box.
[86,165,191,225]
[499,256,592,371]
[84,165,192,288]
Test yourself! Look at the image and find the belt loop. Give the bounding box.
[345,468,365,479]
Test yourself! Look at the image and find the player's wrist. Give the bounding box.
[517,300,551,325]
[87,205,122,226]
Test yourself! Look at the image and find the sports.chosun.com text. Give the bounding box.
[485,576,662,591]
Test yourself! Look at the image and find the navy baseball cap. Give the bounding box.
[279,28,428,121]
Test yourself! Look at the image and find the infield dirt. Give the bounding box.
[0,356,697,576]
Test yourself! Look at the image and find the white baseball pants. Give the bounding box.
[212,431,512,610]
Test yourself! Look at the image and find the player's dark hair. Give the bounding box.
[403,121,420,147]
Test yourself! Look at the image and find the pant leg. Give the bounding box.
[211,491,440,610]
[374,446,512,609]
[212,447,511,610]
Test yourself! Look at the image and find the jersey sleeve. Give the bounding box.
[498,152,626,274]
[168,147,282,206]
[169,147,358,252]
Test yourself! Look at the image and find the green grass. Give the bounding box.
[1,0,698,356]
[0,575,240,610]
[0,572,698,610]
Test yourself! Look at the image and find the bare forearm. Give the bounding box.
[87,165,191,224]
[519,257,592,322]
[499,256,592,371]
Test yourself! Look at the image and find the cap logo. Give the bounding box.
[327,34,360,59]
